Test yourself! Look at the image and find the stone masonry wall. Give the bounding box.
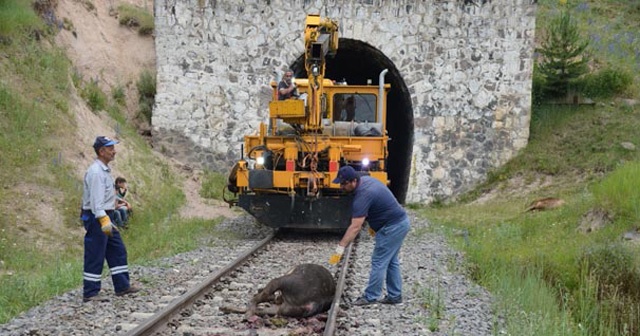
[153,0,536,203]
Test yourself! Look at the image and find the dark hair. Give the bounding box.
[115,177,127,184]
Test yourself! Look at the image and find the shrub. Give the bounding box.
[579,243,640,334]
[117,4,154,36]
[70,68,82,89]
[136,70,156,122]
[81,80,107,112]
[138,98,153,122]
[578,67,633,99]
[580,243,640,298]
[111,84,126,106]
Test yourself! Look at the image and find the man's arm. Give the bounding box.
[278,81,295,96]
[338,216,366,248]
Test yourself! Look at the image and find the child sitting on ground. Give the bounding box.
[114,176,132,228]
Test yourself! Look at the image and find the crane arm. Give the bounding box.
[303,14,339,132]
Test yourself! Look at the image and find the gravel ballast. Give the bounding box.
[0,213,500,335]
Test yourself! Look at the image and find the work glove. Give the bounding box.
[98,216,118,237]
[328,245,345,265]
[368,227,376,237]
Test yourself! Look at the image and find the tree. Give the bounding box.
[536,8,590,99]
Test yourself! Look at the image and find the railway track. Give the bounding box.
[1,214,499,336]
[124,230,356,336]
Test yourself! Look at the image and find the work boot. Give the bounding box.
[115,286,141,297]
[352,296,377,306]
[83,294,109,303]
[379,295,402,305]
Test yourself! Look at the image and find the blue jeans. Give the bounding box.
[113,207,128,227]
[363,216,410,301]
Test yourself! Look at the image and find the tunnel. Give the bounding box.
[290,38,414,204]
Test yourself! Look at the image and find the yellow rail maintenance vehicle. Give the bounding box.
[226,14,391,230]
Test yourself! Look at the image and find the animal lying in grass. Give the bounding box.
[220,263,336,317]
[525,197,565,212]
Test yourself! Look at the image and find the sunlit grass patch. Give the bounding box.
[125,216,223,263]
[200,170,228,200]
[419,164,640,335]
[591,161,640,222]
[0,252,80,323]
[0,0,46,39]
[117,4,154,36]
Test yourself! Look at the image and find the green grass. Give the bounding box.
[418,2,640,334]
[117,4,154,36]
[80,79,107,112]
[488,266,578,335]
[0,104,228,322]
[127,217,224,262]
[537,0,640,97]
[592,162,640,221]
[111,84,126,106]
[419,102,640,334]
[0,1,227,324]
[200,170,228,200]
[463,103,640,202]
[136,69,156,122]
[2,0,640,333]
[418,179,640,334]
[0,0,46,38]
[413,283,445,332]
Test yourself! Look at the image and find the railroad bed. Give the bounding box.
[129,230,350,335]
[0,213,499,335]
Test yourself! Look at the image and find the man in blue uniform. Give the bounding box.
[81,136,139,302]
[329,166,410,305]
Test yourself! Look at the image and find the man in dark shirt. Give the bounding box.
[278,70,298,100]
[329,166,410,305]
[344,96,355,121]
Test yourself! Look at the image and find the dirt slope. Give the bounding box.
[53,0,236,221]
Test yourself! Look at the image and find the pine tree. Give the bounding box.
[536,8,590,99]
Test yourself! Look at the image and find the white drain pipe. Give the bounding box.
[378,69,388,123]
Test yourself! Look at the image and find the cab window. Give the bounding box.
[332,94,376,122]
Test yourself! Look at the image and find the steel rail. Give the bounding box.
[125,231,277,336]
[323,240,355,336]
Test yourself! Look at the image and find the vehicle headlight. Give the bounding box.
[256,156,265,166]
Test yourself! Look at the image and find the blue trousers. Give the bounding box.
[114,207,128,227]
[82,211,131,298]
[363,217,410,301]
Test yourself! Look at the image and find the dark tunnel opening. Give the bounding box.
[290,38,414,203]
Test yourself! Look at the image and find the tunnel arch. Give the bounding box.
[290,38,414,203]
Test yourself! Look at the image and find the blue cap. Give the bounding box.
[93,136,119,150]
[333,166,359,184]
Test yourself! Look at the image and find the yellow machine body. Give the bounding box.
[226,14,391,230]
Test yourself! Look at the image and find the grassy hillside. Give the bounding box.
[1,0,640,334]
[0,0,228,323]
[418,1,640,335]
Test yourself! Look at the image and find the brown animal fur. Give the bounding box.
[219,264,336,318]
[525,197,565,212]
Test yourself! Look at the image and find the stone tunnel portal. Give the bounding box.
[291,38,414,203]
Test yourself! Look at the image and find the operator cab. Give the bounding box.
[269,79,389,137]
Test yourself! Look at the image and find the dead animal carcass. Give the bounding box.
[525,197,565,212]
[220,263,336,318]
